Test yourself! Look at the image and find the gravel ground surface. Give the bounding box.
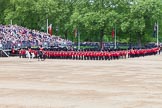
[0,55,162,108]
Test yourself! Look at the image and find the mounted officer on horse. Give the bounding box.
[38,45,46,61]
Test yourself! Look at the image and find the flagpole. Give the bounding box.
[114,24,117,49]
[10,20,12,25]
[78,31,80,51]
[157,21,159,46]
[47,19,48,34]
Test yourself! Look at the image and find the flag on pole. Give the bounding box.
[48,24,52,36]
[112,28,115,38]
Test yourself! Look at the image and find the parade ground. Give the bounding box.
[0,55,162,108]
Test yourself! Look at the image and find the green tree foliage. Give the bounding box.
[0,0,162,48]
[0,0,10,24]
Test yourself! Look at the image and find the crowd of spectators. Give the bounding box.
[0,25,72,50]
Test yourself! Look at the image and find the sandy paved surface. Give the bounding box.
[0,55,162,108]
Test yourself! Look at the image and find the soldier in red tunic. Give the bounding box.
[19,48,22,58]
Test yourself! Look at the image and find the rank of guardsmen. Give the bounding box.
[18,47,160,60]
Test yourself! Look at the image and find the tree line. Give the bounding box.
[0,0,162,48]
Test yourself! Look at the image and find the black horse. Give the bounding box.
[37,50,46,61]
